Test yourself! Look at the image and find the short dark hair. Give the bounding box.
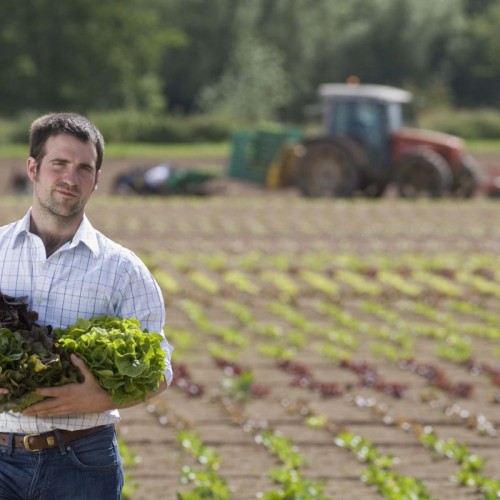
[29,113,105,171]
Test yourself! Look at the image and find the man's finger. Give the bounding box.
[70,354,91,376]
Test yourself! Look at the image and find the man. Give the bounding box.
[0,113,172,499]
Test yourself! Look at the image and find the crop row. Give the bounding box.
[145,251,500,305]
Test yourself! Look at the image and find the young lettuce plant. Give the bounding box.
[176,430,231,500]
[223,270,260,295]
[255,430,328,500]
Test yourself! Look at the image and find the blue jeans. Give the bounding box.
[0,426,123,499]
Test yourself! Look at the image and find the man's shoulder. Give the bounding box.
[94,231,147,268]
[0,219,22,242]
[0,219,19,232]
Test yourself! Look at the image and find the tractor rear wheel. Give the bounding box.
[451,154,482,198]
[395,150,452,198]
[296,139,364,197]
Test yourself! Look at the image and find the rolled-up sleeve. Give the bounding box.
[115,251,173,386]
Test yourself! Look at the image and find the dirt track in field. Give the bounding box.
[2,151,500,499]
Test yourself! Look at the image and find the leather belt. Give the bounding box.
[0,425,112,452]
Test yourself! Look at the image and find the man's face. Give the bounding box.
[27,134,100,220]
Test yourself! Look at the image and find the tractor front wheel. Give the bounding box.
[395,150,452,198]
[296,140,363,197]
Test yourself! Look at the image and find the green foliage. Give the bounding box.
[176,430,231,499]
[451,1,500,107]
[0,0,179,114]
[255,429,328,500]
[335,431,431,498]
[177,468,231,500]
[89,111,234,144]
[55,316,166,405]
[0,294,81,412]
[3,113,38,144]
[159,0,240,115]
[421,108,500,140]
[256,430,304,469]
[0,118,20,145]
[198,34,293,122]
[1,111,235,145]
[417,425,500,493]
[0,325,80,412]
[1,0,500,119]
[117,438,139,499]
[177,430,221,470]
[260,468,328,500]
[221,370,255,403]
[361,466,431,499]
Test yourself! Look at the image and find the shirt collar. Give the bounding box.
[68,214,100,256]
[11,210,32,248]
[12,209,100,257]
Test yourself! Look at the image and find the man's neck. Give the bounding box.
[29,212,81,258]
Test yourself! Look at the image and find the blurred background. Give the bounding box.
[1,0,500,145]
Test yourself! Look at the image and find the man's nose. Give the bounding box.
[62,167,79,186]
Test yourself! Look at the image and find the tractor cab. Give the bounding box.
[319,83,414,169]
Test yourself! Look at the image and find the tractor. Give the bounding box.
[291,83,483,198]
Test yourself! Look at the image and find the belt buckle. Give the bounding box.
[23,433,55,452]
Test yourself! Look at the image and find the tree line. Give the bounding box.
[1,0,499,123]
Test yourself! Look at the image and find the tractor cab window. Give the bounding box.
[387,101,417,131]
[326,99,389,167]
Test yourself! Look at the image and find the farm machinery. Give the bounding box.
[228,83,486,198]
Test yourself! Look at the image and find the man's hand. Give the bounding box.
[22,354,113,417]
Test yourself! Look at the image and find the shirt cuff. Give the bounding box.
[160,337,174,387]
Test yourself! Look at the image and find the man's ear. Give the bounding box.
[26,157,37,182]
[94,169,101,190]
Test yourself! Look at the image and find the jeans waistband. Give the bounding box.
[0,425,113,452]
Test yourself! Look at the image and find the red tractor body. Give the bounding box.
[391,128,464,166]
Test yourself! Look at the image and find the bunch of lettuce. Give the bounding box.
[54,316,166,405]
[0,292,166,411]
[0,293,81,412]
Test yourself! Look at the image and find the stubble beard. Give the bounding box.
[34,180,85,222]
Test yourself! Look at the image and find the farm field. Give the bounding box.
[2,189,500,499]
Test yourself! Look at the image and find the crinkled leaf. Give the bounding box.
[115,352,148,377]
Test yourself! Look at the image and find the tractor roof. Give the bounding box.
[319,83,413,103]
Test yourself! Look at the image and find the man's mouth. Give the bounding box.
[55,187,79,198]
